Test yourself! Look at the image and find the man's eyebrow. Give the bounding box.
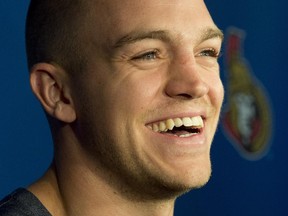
[112,30,172,48]
[198,27,224,43]
[112,27,224,49]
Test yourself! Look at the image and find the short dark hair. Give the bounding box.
[26,0,89,73]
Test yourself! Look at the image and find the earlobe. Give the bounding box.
[30,63,76,123]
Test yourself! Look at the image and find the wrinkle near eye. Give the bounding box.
[197,57,220,71]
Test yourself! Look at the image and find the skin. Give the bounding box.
[28,0,224,215]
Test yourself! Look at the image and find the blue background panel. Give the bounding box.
[0,0,53,197]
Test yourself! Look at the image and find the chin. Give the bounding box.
[153,176,211,200]
[172,168,211,194]
[169,157,212,192]
[148,164,212,200]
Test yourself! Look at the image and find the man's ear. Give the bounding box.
[30,63,76,123]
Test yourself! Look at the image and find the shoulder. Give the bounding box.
[0,188,51,216]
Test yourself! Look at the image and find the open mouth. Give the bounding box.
[147,116,204,138]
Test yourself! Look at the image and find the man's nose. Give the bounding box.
[165,56,209,100]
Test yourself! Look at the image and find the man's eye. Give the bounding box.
[132,50,159,61]
[198,48,221,58]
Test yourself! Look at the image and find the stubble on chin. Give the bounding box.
[107,155,213,202]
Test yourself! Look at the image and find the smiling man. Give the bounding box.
[0,0,224,215]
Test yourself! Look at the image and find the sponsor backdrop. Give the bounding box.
[0,1,287,215]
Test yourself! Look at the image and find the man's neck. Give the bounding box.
[28,164,176,216]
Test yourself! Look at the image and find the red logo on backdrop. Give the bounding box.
[222,27,273,160]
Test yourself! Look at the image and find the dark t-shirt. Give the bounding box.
[0,188,51,216]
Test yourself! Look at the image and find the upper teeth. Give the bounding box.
[148,116,204,133]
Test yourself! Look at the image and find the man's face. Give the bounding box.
[70,0,224,199]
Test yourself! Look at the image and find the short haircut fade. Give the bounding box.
[26,0,89,73]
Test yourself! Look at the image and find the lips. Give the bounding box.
[147,116,204,138]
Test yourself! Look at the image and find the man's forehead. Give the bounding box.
[87,0,214,49]
[90,0,202,12]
